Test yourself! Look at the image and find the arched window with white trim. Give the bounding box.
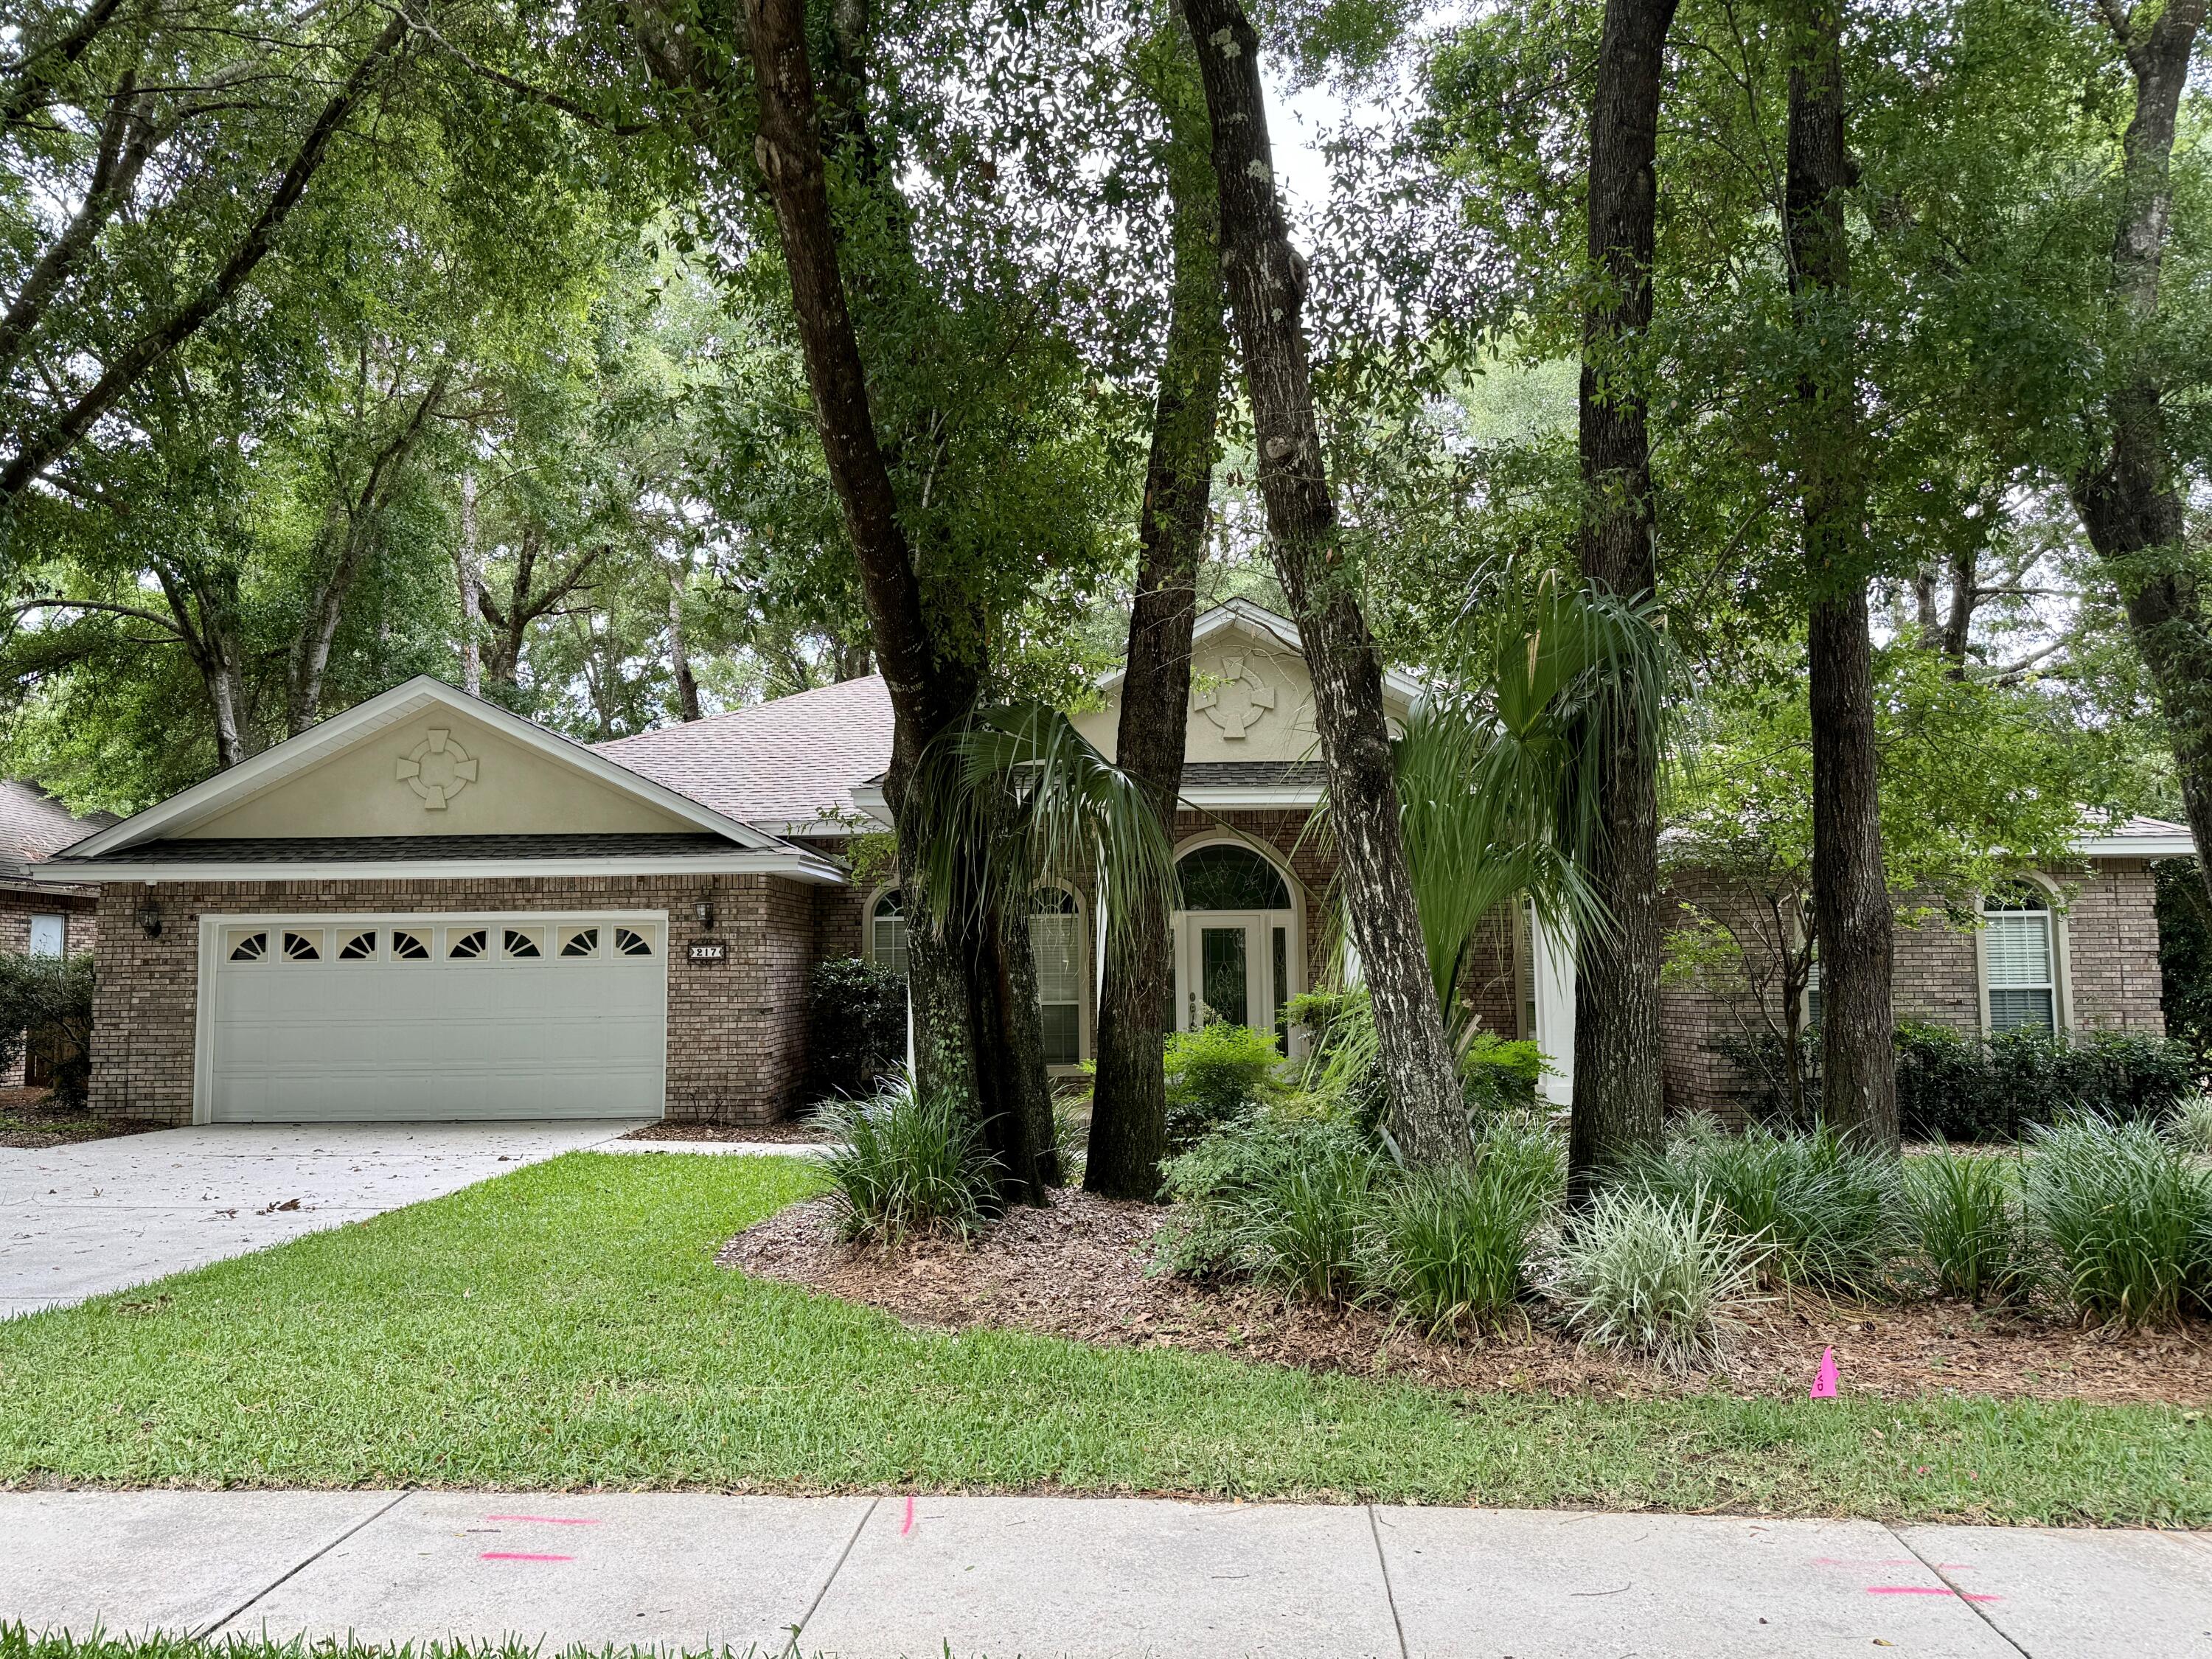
[1983,884,2060,1034]
[867,887,908,979]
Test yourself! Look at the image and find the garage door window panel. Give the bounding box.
[559,926,599,958]
[392,929,431,960]
[337,931,378,961]
[616,926,655,957]
[282,931,322,962]
[504,926,546,959]
[448,928,489,961]
[227,931,269,963]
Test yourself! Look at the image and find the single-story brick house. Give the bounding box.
[26,599,2191,1125]
[1,780,111,1088]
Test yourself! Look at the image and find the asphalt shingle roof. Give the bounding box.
[595,675,895,830]
[0,779,112,866]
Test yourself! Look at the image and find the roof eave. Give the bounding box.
[2075,835,2196,858]
[32,849,848,885]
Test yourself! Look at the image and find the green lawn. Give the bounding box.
[1,1152,2206,1523]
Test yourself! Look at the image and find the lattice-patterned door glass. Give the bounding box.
[1200,926,1249,1028]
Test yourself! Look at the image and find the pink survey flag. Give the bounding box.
[1809,1346,1839,1399]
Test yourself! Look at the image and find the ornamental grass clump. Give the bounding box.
[1904,1146,2028,1303]
[1636,1122,1906,1295]
[1374,1120,1557,1336]
[2024,1115,2212,1327]
[2168,1093,2212,1156]
[1551,1189,1761,1374]
[1158,1115,1381,1298]
[815,1077,1001,1243]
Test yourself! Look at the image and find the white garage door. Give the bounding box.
[203,914,667,1121]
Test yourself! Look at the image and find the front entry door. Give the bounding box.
[1172,909,1295,1049]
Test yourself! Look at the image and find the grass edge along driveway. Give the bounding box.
[1,1151,2205,1526]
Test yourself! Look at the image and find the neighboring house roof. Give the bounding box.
[0,779,114,886]
[595,675,897,837]
[2075,815,2196,858]
[41,678,844,886]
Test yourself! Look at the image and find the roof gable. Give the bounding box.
[66,678,786,859]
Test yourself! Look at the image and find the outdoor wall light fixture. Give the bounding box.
[696,898,716,931]
[136,899,163,939]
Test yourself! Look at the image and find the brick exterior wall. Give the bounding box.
[1660,858,2170,1119]
[87,874,815,1127]
[0,886,98,1087]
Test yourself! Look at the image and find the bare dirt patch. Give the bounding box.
[721,1187,2212,1408]
[625,1119,831,1144]
[0,1088,165,1149]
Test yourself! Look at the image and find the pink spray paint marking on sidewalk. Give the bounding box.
[484,1514,603,1526]
[1866,1586,2000,1604]
[901,1495,915,1535]
[480,1552,575,1562]
[1809,1346,1839,1399]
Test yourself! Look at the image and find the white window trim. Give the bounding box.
[191,908,669,1125]
[862,882,908,976]
[1975,876,2073,1037]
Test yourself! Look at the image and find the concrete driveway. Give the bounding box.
[0,1120,647,1318]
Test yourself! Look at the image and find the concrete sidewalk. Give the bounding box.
[4,1489,2208,1658]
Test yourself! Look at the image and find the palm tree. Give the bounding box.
[900,703,1179,1199]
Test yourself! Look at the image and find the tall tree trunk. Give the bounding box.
[2070,1,2212,911]
[456,470,481,697]
[668,557,702,720]
[1180,0,1464,1165]
[1568,0,1678,1203]
[1088,35,1225,1203]
[745,0,1057,1198]
[1786,0,1896,1147]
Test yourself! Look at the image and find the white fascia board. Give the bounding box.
[30,851,849,885]
[67,677,785,857]
[2074,834,2195,858]
[846,784,895,827]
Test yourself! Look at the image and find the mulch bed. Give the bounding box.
[625,1119,831,1144]
[0,1089,166,1150]
[721,1188,2212,1408]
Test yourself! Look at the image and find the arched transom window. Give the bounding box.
[1177,844,1292,911]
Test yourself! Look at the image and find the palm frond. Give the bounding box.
[904,702,1178,953]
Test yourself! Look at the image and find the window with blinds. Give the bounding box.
[1514,901,1537,1041]
[1030,888,1082,1066]
[869,889,908,979]
[1984,888,2056,1033]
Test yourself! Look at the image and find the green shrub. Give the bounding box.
[1905,1147,2026,1302]
[1163,1020,1284,1144]
[815,1077,1000,1242]
[1551,1189,1761,1373]
[804,956,908,1102]
[1461,1031,1545,1114]
[2170,1093,2212,1155]
[1372,1115,1559,1335]
[1896,1022,2198,1142]
[0,951,94,1106]
[1635,1124,1905,1294]
[2024,1115,2212,1327]
[1158,1115,1380,1297]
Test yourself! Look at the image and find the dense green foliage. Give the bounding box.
[2025,1117,2212,1329]
[1161,1021,1286,1144]
[1893,1023,2199,1142]
[1904,1148,2028,1305]
[804,957,908,1102]
[2156,859,2212,1058]
[0,951,94,1105]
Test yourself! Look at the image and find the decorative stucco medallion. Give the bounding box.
[1192,653,1279,741]
[395,728,479,810]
